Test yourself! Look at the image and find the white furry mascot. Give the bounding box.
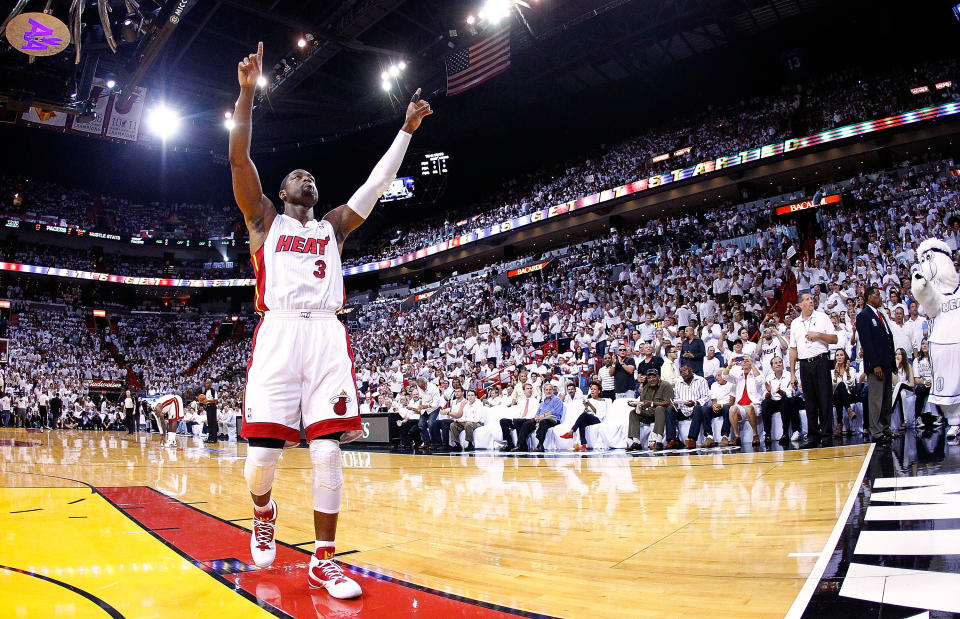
[911,238,960,439]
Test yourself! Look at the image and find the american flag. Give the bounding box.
[444,27,511,96]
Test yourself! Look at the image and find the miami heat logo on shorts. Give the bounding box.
[329,391,352,416]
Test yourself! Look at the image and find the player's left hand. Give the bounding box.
[402,88,433,133]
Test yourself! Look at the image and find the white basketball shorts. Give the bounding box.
[242,310,362,445]
[929,341,960,406]
[159,395,184,420]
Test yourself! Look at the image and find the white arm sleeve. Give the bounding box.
[346,130,412,219]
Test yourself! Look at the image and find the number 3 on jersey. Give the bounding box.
[314,259,326,279]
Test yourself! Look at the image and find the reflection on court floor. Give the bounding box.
[1,429,880,617]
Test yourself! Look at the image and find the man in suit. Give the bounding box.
[856,285,896,443]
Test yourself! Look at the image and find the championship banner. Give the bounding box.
[70,79,110,135]
[343,101,960,277]
[105,86,148,142]
[21,106,69,128]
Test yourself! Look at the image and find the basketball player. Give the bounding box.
[229,42,432,600]
[153,394,184,448]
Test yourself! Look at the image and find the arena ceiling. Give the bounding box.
[0,0,828,152]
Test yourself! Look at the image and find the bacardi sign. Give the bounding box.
[774,193,840,216]
[507,261,550,278]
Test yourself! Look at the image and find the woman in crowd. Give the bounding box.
[891,347,915,426]
[910,340,937,428]
[560,381,609,451]
[831,349,859,437]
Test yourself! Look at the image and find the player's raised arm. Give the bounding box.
[229,41,277,249]
[324,88,433,250]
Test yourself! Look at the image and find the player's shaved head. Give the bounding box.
[279,169,318,208]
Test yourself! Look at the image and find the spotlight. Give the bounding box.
[481,0,512,24]
[105,78,116,89]
[224,110,232,119]
[398,61,406,70]
[388,65,399,77]
[297,37,307,48]
[146,105,180,140]
[381,71,389,81]
[381,81,391,91]
[224,118,236,131]
[466,15,475,25]
[121,18,137,42]
[256,75,267,88]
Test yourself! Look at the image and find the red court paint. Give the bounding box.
[99,487,531,618]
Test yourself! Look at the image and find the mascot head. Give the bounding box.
[914,238,959,294]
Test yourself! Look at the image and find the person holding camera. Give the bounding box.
[607,344,636,400]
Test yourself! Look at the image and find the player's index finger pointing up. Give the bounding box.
[256,41,263,69]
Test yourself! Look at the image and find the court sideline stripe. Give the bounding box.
[784,442,875,618]
[0,564,125,618]
[96,488,293,619]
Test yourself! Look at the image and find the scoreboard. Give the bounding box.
[420,152,449,176]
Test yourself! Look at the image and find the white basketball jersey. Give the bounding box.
[252,214,344,312]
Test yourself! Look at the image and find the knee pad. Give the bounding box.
[310,438,343,514]
[244,446,281,496]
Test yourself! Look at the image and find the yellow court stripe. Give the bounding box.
[0,488,276,619]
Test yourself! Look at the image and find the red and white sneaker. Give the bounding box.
[250,501,277,568]
[308,549,362,599]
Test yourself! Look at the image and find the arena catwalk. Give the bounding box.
[1,427,957,618]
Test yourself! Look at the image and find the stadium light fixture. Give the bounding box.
[388,65,400,77]
[381,70,389,81]
[381,81,391,92]
[146,105,180,140]
[482,0,512,24]
[256,75,268,88]
[224,110,232,119]
[224,118,236,131]
[297,37,307,48]
[466,15,475,24]
[105,78,116,89]
[398,61,407,70]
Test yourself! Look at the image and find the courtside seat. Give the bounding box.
[585,398,635,450]
[473,404,532,450]
[544,400,586,451]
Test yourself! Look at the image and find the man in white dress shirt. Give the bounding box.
[789,293,838,448]
[761,357,799,445]
[449,389,485,450]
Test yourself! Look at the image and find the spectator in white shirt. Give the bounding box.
[559,381,609,450]
[761,356,800,444]
[449,389,484,450]
[724,356,764,447]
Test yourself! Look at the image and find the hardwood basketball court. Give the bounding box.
[0,429,878,617]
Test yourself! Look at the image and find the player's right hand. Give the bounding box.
[238,41,263,90]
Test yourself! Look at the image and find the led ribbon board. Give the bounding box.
[343,102,960,276]
[0,262,255,288]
